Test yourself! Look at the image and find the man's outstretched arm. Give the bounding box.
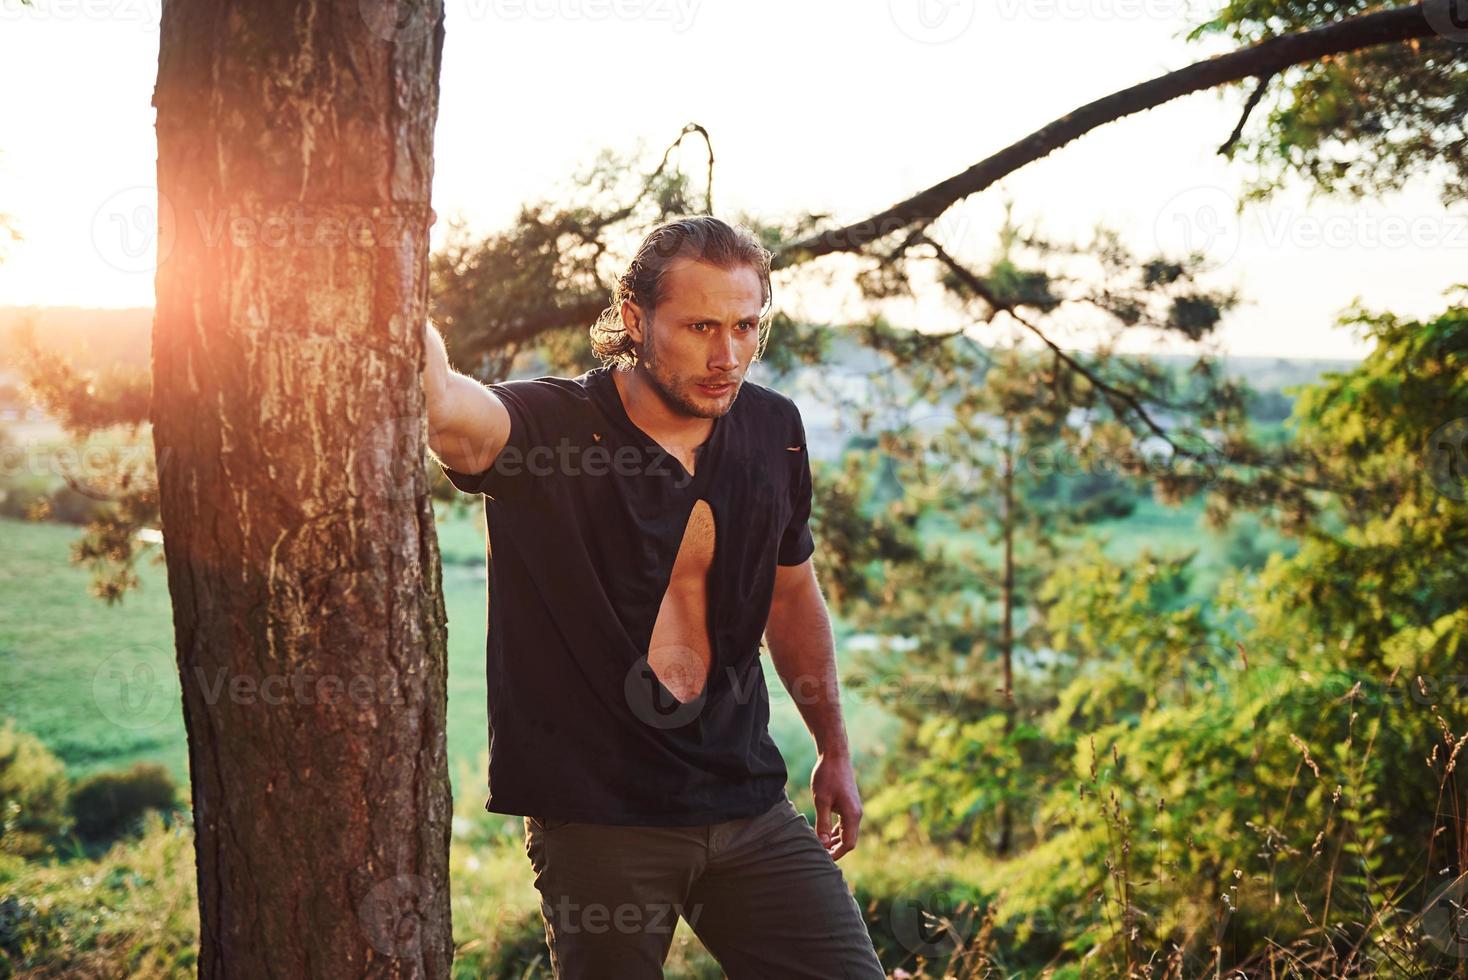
[421,320,512,477]
[765,556,862,861]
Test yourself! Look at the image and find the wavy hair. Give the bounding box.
[589,215,773,370]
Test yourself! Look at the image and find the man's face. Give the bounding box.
[623,257,764,420]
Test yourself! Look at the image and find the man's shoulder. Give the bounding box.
[492,370,597,396]
[489,369,601,416]
[736,377,802,424]
[735,379,808,451]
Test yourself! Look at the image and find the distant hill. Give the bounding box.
[0,306,152,374]
[766,330,1357,391]
[1142,351,1358,390]
[759,334,1360,460]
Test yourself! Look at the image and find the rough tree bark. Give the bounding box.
[151,1,452,976]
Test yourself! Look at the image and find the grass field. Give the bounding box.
[0,510,489,797]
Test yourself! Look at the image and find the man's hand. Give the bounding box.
[811,750,862,861]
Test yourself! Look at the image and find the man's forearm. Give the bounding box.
[765,589,851,759]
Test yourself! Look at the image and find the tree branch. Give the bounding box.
[478,296,609,351]
[920,235,1200,461]
[774,2,1441,268]
[1219,72,1276,156]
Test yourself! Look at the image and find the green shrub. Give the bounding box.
[0,721,70,859]
[45,484,111,526]
[0,893,66,970]
[0,811,198,977]
[0,487,45,522]
[0,484,111,524]
[68,763,179,846]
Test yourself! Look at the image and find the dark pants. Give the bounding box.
[522,792,886,979]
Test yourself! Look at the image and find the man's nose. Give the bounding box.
[710,331,738,370]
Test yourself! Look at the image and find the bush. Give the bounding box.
[0,721,71,859]
[68,764,179,846]
[45,483,111,526]
[0,893,66,969]
[0,811,199,977]
[0,487,45,522]
[0,484,110,525]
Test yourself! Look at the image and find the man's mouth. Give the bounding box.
[697,381,735,396]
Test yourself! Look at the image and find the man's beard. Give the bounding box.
[637,339,740,420]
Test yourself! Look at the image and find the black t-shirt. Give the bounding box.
[440,364,816,826]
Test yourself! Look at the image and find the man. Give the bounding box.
[422,216,884,978]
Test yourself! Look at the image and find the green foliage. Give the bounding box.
[866,714,1057,852]
[7,321,160,603]
[1220,511,1282,571]
[1038,541,1214,731]
[0,811,198,977]
[862,293,1468,974]
[0,487,45,522]
[0,721,69,859]
[40,483,112,527]
[752,311,832,376]
[1189,0,1468,206]
[1248,293,1468,866]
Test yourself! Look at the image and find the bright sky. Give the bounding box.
[2,0,1464,359]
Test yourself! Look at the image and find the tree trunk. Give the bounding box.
[150,2,452,976]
